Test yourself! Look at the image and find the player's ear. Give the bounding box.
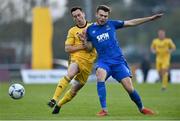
[95,12,98,18]
[82,12,85,17]
[73,17,76,21]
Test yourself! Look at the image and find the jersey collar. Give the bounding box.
[76,21,88,28]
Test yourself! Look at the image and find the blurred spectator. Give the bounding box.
[140,55,151,83]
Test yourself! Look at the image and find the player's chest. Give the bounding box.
[90,27,115,43]
[73,30,84,44]
[156,41,169,49]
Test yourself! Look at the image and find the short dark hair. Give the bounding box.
[96,5,111,13]
[70,6,83,13]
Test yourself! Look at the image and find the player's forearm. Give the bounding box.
[65,45,85,53]
[84,42,93,52]
[125,17,153,26]
[170,48,176,53]
[124,13,163,27]
[151,48,156,54]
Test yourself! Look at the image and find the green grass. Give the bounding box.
[0,82,180,120]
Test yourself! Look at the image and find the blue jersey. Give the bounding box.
[87,20,124,63]
[87,20,132,81]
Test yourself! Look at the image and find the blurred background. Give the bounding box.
[0,0,180,81]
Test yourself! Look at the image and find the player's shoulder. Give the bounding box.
[68,25,83,34]
[165,38,172,41]
[107,19,124,24]
[107,19,119,22]
[69,22,91,31]
[87,22,92,26]
[88,22,96,27]
[69,23,84,29]
[68,26,77,33]
[87,22,96,31]
[152,38,159,42]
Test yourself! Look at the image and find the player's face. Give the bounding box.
[158,30,166,40]
[71,9,86,27]
[96,10,109,25]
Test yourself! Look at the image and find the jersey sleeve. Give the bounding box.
[151,39,156,49]
[110,20,124,29]
[65,29,74,45]
[168,39,176,49]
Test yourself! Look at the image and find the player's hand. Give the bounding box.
[151,48,156,54]
[168,49,173,54]
[77,29,88,45]
[150,13,164,20]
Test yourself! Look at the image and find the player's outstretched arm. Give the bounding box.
[124,13,163,27]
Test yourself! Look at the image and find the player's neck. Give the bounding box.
[76,21,87,28]
[96,21,106,26]
[159,37,165,40]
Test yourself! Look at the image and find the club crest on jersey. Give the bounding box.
[97,32,109,42]
[106,25,111,30]
[92,30,96,34]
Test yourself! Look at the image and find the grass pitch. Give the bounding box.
[0,82,180,120]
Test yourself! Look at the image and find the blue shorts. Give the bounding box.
[96,57,132,82]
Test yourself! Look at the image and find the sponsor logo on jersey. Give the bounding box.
[96,32,109,42]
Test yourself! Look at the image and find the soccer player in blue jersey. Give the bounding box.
[79,5,163,116]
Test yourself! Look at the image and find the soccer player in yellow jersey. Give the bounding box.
[151,29,176,90]
[47,6,96,114]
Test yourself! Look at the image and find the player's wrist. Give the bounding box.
[83,38,88,45]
